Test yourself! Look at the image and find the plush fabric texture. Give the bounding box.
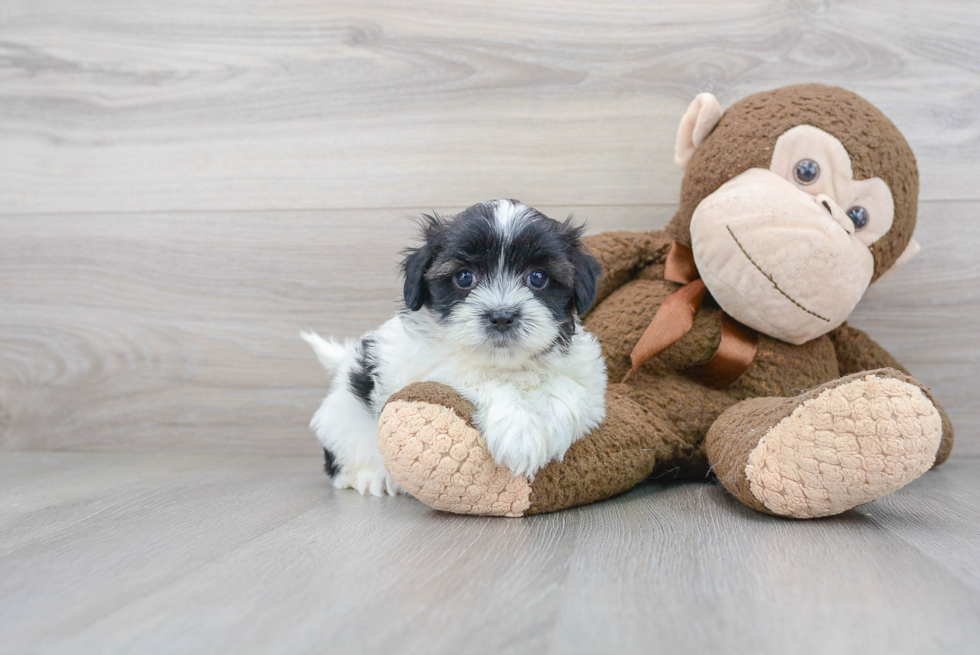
[689,168,876,344]
[666,84,918,282]
[526,385,681,514]
[378,394,532,517]
[675,92,722,169]
[379,382,680,515]
[829,326,953,467]
[707,369,943,518]
[378,228,953,517]
[376,85,952,519]
[387,381,477,425]
[768,125,897,247]
[745,372,942,518]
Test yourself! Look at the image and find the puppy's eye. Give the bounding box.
[847,206,869,230]
[793,159,820,186]
[453,270,476,289]
[526,270,549,290]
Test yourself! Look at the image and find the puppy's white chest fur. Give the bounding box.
[365,314,607,478]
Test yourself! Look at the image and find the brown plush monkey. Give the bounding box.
[375,84,954,518]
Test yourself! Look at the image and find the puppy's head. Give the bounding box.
[401,199,601,361]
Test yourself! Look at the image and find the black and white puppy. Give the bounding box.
[302,199,607,496]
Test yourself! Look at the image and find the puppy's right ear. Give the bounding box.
[401,215,443,311]
[571,248,602,316]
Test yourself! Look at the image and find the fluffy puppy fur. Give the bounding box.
[303,199,607,496]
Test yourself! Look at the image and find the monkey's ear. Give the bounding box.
[674,92,722,171]
[876,239,921,283]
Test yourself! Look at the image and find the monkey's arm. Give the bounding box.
[582,231,672,310]
[828,323,953,466]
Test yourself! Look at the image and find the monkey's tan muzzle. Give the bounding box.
[690,168,874,345]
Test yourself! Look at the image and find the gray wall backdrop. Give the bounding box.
[1,0,978,455]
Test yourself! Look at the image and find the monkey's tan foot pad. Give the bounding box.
[378,384,531,517]
[746,373,943,518]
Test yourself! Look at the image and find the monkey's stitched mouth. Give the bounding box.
[725,225,830,323]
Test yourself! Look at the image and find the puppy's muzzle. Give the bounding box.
[488,309,519,333]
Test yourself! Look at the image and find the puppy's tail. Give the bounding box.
[300,330,347,375]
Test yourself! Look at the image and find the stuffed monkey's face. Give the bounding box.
[690,125,896,345]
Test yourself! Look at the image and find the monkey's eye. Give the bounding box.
[846,206,869,231]
[453,270,476,289]
[526,270,549,290]
[793,159,821,185]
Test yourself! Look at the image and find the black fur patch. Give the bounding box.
[348,337,377,408]
[416,203,502,321]
[556,316,576,350]
[323,447,339,477]
[400,214,444,311]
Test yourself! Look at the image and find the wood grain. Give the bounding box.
[1,451,978,653]
[0,205,670,453]
[2,201,976,454]
[1,0,980,214]
[0,2,976,453]
[860,457,980,593]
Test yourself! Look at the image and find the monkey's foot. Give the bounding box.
[709,369,943,519]
[378,383,532,517]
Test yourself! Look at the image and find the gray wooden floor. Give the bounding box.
[2,451,979,654]
[2,1,980,653]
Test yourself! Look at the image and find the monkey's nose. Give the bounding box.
[815,193,854,235]
[488,310,518,332]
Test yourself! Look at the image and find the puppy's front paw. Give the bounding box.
[333,463,401,497]
[479,405,551,479]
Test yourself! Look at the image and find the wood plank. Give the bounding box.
[2,201,976,453]
[858,456,980,593]
[2,452,979,653]
[0,451,333,652]
[1,0,979,214]
[546,474,980,654]
[0,452,580,654]
[0,205,670,453]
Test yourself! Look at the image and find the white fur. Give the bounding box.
[305,202,607,496]
[489,198,529,241]
[306,314,605,494]
[300,331,346,371]
[305,334,401,496]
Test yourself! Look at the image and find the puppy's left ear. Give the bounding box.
[572,249,602,316]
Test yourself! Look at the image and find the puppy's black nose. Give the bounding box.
[489,310,517,332]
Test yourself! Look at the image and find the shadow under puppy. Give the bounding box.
[303,199,607,496]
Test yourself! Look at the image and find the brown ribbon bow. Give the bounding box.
[623,241,759,389]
